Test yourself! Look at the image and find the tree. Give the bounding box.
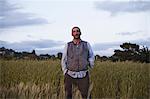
[113,42,149,63]
[95,55,101,60]
[57,52,62,60]
[32,50,36,55]
[120,42,139,52]
[139,46,150,63]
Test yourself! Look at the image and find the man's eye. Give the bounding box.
[73,30,79,32]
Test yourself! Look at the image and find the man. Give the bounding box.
[61,26,95,99]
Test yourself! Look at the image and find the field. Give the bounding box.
[0,60,149,99]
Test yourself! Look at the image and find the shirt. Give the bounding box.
[61,41,95,78]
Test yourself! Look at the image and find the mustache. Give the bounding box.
[75,34,80,36]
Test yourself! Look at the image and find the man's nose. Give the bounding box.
[76,32,80,34]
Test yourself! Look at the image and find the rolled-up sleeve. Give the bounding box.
[87,42,95,68]
[61,44,68,75]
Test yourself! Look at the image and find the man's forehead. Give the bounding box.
[72,28,80,31]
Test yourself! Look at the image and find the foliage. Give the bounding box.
[112,42,150,63]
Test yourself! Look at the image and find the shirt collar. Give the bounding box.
[72,39,82,45]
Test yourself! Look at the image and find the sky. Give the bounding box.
[0,0,150,56]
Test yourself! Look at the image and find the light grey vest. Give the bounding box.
[66,41,89,71]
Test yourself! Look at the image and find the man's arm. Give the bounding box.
[61,44,68,75]
[87,42,95,68]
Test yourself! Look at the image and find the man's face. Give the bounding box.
[72,28,81,39]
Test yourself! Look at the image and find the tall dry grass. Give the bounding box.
[0,60,149,99]
[90,61,149,99]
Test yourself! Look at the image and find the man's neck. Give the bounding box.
[73,39,81,45]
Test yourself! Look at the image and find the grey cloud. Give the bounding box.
[94,1,150,15]
[0,1,20,16]
[92,38,150,55]
[0,0,48,29]
[116,31,141,36]
[36,48,63,55]
[0,40,64,53]
[92,42,120,51]
[130,38,150,48]
[117,32,133,36]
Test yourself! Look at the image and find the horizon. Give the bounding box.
[0,41,149,57]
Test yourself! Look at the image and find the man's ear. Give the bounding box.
[79,32,81,35]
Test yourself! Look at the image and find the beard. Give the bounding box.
[73,34,80,39]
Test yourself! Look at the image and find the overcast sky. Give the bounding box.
[0,0,149,56]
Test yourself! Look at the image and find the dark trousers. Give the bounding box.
[64,72,90,99]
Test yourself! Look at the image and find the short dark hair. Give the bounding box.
[72,26,81,34]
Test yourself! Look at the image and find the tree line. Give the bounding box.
[0,42,149,63]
